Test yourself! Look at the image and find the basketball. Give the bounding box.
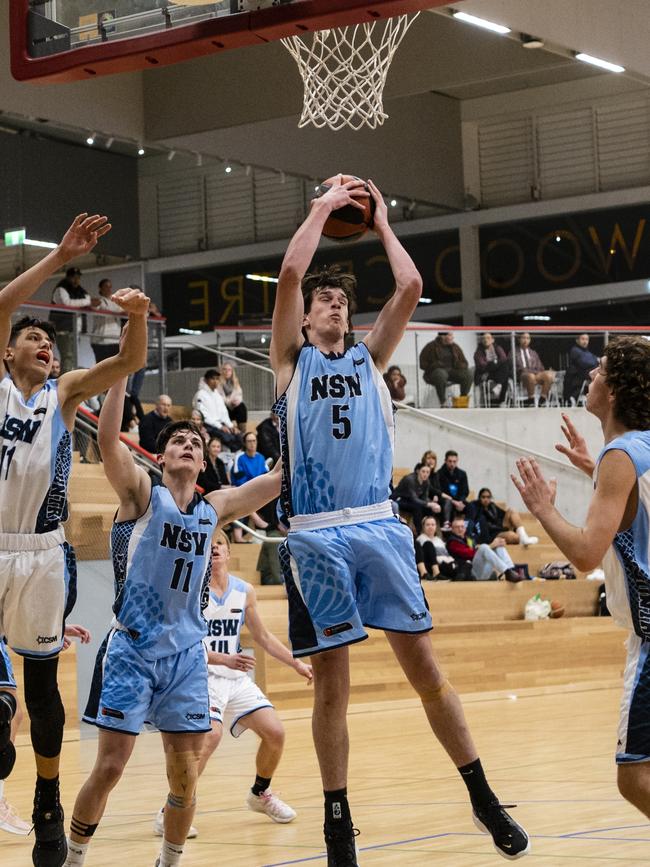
[317,174,376,241]
[550,600,565,618]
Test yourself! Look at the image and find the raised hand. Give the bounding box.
[111,286,150,316]
[555,412,595,478]
[367,178,388,231]
[511,457,557,517]
[59,213,112,261]
[316,174,369,213]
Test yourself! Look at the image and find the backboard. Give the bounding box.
[10,1,447,83]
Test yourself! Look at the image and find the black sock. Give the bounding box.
[252,775,272,796]
[324,788,351,826]
[35,774,60,811]
[458,759,497,812]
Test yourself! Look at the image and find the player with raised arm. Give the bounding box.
[0,213,149,867]
[271,175,530,864]
[513,337,650,819]
[64,375,281,867]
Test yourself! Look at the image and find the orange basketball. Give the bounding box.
[550,600,565,618]
[317,174,375,242]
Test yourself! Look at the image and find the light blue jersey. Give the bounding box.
[274,342,394,518]
[110,485,217,660]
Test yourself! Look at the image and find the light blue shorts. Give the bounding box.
[83,629,210,735]
[280,515,432,657]
[0,640,16,689]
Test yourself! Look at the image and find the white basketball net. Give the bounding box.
[281,13,419,131]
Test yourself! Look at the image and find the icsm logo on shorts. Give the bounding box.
[37,634,58,645]
[323,622,353,637]
[185,712,206,721]
[410,611,427,621]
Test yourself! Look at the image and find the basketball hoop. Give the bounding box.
[282,13,419,131]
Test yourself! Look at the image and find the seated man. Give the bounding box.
[419,332,473,406]
[563,333,598,405]
[193,369,243,451]
[446,516,523,582]
[473,333,509,407]
[436,449,469,525]
[511,332,556,407]
[138,394,172,454]
[466,488,538,547]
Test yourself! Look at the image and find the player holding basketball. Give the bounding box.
[64,376,281,867]
[271,176,530,864]
[0,213,149,867]
[513,337,650,820]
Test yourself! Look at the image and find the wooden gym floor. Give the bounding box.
[3,680,647,866]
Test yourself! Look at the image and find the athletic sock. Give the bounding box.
[64,839,89,866]
[158,838,184,867]
[251,775,272,796]
[458,759,497,812]
[0,779,4,799]
[324,787,352,826]
[35,773,60,812]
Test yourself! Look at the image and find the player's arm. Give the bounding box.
[0,214,111,363]
[511,451,636,571]
[96,375,151,516]
[244,586,313,682]
[205,648,256,670]
[271,177,368,378]
[554,413,596,478]
[363,180,422,371]
[57,288,149,428]
[207,462,281,527]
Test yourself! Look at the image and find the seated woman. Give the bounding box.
[230,432,269,542]
[415,516,468,580]
[466,488,538,547]
[383,365,414,405]
[390,463,441,530]
[190,408,212,446]
[218,362,248,429]
[197,436,231,494]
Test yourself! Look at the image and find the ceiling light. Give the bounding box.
[390,199,398,207]
[419,297,433,304]
[24,238,58,249]
[452,11,510,35]
[137,145,145,156]
[167,150,176,161]
[523,315,551,321]
[196,153,203,167]
[86,132,96,145]
[575,52,625,73]
[521,34,544,49]
[105,137,114,149]
[225,164,232,174]
[246,274,279,284]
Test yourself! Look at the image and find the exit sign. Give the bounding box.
[4,228,26,247]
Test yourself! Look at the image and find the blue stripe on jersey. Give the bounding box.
[273,342,394,517]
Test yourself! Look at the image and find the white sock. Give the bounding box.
[516,526,538,546]
[0,779,4,799]
[158,838,184,867]
[64,840,89,866]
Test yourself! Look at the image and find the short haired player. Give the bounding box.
[0,214,149,867]
[63,374,280,867]
[513,336,650,819]
[271,176,530,864]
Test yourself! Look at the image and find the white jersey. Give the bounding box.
[0,375,71,535]
[203,574,250,679]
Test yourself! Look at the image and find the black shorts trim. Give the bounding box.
[363,622,434,635]
[292,633,369,658]
[157,727,212,735]
[91,720,140,737]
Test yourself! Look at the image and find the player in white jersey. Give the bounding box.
[272,177,530,865]
[513,336,650,819]
[0,213,150,867]
[63,375,281,867]
[151,527,312,834]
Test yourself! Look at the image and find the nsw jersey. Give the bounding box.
[600,430,650,638]
[0,376,71,534]
[203,575,249,679]
[273,342,394,517]
[110,485,217,660]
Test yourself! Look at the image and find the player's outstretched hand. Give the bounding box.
[62,623,92,650]
[316,174,369,213]
[293,660,313,684]
[59,213,112,261]
[225,652,256,673]
[112,286,150,316]
[367,179,388,232]
[511,457,557,518]
[555,412,596,478]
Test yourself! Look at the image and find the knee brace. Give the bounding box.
[0,741,16,780]
[23,657,65,758]
[418,678,454,703]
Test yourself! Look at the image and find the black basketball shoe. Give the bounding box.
[473,801,531,860]
[32,782,67,867]
[324,820,359,867]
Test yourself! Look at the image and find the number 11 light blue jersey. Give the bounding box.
[273,341,394,518]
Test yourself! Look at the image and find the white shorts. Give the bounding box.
[0,530,76,658]
[208,672,273,737]
[616,632,650,764]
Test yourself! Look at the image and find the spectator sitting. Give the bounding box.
[383,365,414,405]
[138,394,172,454]
[121,394,139,436]
[419,332,473,406]
[415,516,469,581]
[474,332,509,407]
[563,333,599,405]
[193,368,243,451]
[420,450,444,507]
[256,412,281,467]
[511,332,556,407]
[197,436,230,494]
[466,488,538,547]
[91,278,123,362]
[190,408,211,446]
[50,358,61,379]
[390,463,442,530]
[230,432,269,542]
[436,449,469,526]
[218,362,248,429]
[446,516,523,583]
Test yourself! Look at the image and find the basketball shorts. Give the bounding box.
[280,512,432,657]
[0,528,77,659]
[616,632,650,764]
[0,640,16,690]
[83,629,211,736]
[208,671,273,737]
